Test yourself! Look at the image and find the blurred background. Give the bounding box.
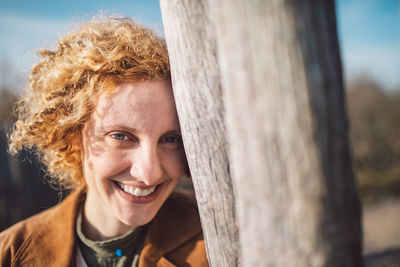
[0,0,399,263]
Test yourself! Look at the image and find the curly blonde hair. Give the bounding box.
[9,17,170,189]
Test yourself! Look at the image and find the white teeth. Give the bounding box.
[134,188,141,195]
[118,182,156,197]
[129,187,134,194]
[141,188,152,196]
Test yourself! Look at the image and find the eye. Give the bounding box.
[111,133,130,141]
[161,135,181,144]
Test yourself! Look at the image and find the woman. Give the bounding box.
[0,17,208,266]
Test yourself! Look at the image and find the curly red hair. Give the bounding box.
[9,17,170,189]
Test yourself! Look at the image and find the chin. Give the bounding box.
[116,205,160,227]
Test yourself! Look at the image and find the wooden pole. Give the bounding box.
[160,1,240,266]
[161,0,362,266]
[211,0,362,266]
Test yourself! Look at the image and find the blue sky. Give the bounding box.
[336,0,400,89]
[0,0,399,90]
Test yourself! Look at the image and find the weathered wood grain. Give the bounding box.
[211,0,362,266]
[161,0,362,266]
[160,1,240,266]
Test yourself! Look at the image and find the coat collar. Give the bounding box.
[139,190,202,265]
[14,188,84,266]
[14,188,202,267]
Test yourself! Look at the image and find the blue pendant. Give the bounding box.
[115,249,122,257]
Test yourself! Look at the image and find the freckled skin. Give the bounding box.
[81,80,185,241]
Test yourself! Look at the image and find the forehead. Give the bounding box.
[92,80,179,130]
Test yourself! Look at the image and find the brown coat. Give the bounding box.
[0,189,209,267]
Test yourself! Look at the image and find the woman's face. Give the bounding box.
[81,80,185,237]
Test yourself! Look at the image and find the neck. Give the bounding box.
[83,190,133,241]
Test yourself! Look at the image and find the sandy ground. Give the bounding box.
[363,197,400,266]
[363,197,400,254]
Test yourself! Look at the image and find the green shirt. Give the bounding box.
[76,209,146,267]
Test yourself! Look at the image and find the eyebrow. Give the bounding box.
[102,124,139,133]
[163,129,182,135]
[102,124,181,135]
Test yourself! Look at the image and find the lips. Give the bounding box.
[116,181,157,196]
[113,180,161,203]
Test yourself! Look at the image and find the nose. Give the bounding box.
[130,142,163,185]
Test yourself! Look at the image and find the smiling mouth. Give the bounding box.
[114,181,158,197]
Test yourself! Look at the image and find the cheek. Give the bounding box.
[82,148,128,181]
[181,151,190,176]
[163,150,187,179]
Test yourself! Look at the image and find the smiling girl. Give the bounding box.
[0,17,208,266]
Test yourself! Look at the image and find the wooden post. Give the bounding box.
[160,1,240,266]
[161,0,362,266]
[211,0,362,266]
